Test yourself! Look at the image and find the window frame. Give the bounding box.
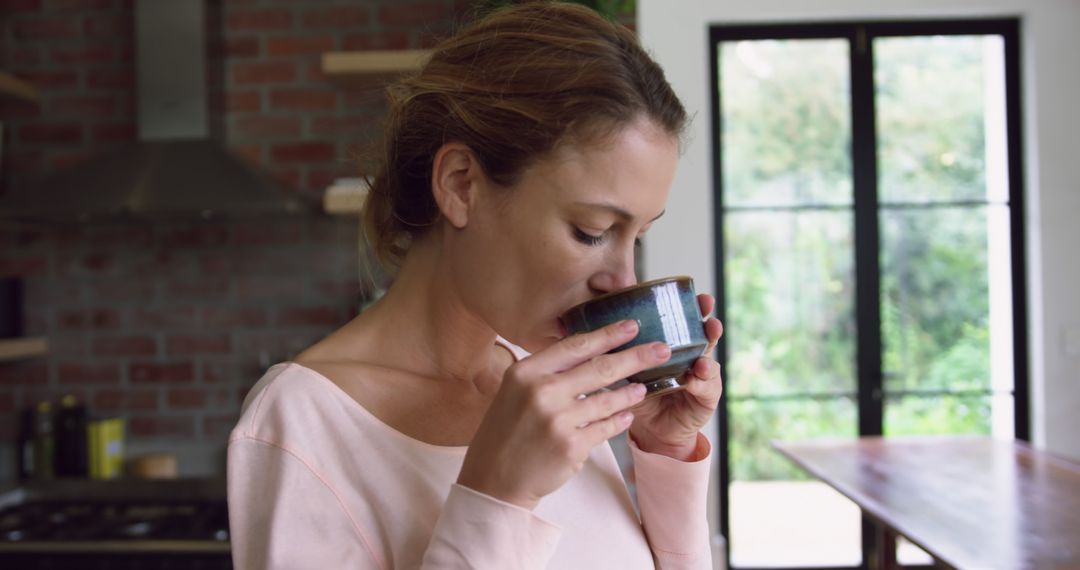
[709,19,1028,570]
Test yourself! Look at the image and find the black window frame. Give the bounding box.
[709,19,1028,570]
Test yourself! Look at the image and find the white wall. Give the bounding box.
[639,0,1080,463]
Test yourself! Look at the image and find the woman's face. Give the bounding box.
[449,119,680,353]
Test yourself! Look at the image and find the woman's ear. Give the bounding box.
[431,142,480,229]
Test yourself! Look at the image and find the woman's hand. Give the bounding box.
[458,320,670,510]
[629,293,724,461]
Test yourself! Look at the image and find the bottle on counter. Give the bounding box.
[55,394,89,477]
[16,407,35,481]
[32,401,55,480]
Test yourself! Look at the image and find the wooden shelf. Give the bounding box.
[323,178,370,215]
[0,71,40,104]
[321,50,431,83]
[0,336,48,362]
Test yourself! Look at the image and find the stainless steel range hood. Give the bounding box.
[0,0,308,222]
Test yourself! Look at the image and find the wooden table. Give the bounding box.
[772,436,1080,570]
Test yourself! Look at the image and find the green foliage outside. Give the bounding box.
[720,36,1004,481]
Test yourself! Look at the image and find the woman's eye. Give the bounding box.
[572,227,605,246]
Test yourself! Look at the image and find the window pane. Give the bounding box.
[876,35,1008,204]
[884,393,1000,436]
[725,210,856,397]
[880,206,1014,397]
[720,39,852,207]
[728,398,860,567]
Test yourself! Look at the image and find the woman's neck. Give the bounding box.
[344,237,505,393]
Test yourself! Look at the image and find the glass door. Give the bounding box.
[711,21,1026,570]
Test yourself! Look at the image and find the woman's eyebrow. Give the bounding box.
[573,201,666,223]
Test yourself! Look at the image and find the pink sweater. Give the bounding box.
[228,355,713,569]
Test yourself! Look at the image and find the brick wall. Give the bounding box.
[0,0,469,478]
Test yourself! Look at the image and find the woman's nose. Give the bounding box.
[587,247,638,295]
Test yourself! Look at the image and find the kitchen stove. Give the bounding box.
[0,478,231,570]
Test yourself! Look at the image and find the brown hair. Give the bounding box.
[363,1,688,269]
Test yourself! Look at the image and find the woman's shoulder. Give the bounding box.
[230,362,348,444]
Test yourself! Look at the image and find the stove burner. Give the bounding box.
[0,500,230,543]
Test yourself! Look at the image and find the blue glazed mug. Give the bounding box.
[560,276,708,397]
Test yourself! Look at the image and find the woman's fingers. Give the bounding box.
[559,341,670,397]
[525,319,641,374]
[683,356,723,402]
[569,382,647,427]
[697,293,715,319]
[579,409,635,448]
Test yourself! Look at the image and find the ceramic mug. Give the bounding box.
[560,275,708,397]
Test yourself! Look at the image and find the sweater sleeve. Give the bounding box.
[228,436,562,570]
[421,484,562,569]
[629,432,713,570]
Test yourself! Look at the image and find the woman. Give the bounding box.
[227,2,723,568]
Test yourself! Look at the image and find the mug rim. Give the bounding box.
[562,274,693,314]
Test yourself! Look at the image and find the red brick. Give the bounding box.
[51,0,115,9]
[167,334,231,356]
[8,45,42,66]
[210,36,261,59]
[0,392,15,413]
[231,61,298,85]
[226,8,292,32]
[304,61,329,83]
[225,90,261,112]
[201,307,267,328]
[203,414,240,439]
[50,44,117,65]
[15,70,79,90]
[93,388,158,411]
[301,6,369,29]
[232,115,302,138]
[162,278,230,299]
[132,307,199,328]
[87,281,153,305]
[269,88,336,111]
[128,415,196,438]
[0,255,48,276]
[93,336,156,357]
[57,362,121,384]
[56,308,122,331]
[0,362,48,385]
[92,122,136,143]
[83,13,130,37]
[311,114,374,136]
[278,306,343,327]
[14,16,80,40]
[235,276,304,300]
[129,362,194,384]
[232,222,303,246]
[201,360,246,384]
[270,142,335,163]
[312,279,367,299]
[378,2,449,27]
[2,0,42,12]
[18,123,83,145]
[342,31,410,51]
[47,150,98,171]
[48,94,116,118]
[85,68,134,90]
[266,35,335,57]
[167,388,207,409]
